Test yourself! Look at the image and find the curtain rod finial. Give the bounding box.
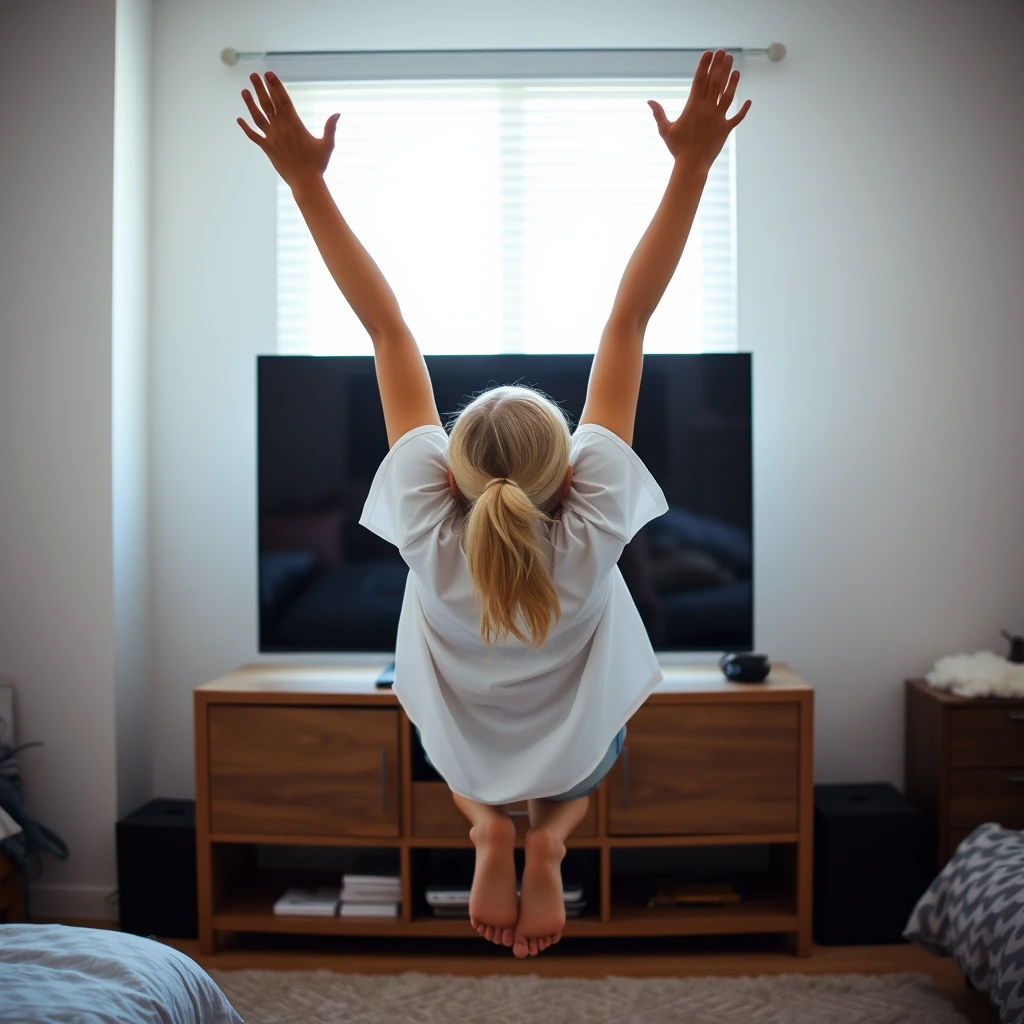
[766,42,786,62]
[221,47,240,67]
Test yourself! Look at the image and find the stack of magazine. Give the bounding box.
[272,886,340,917]
[340,860,401,919]
[272,856,401,919]
[426,879,585,919]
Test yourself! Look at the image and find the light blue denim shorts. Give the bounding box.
[418,726,627,804]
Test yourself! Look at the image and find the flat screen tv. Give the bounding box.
[258,354,752,653]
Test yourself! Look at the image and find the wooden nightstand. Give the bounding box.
[905,677,1024,869]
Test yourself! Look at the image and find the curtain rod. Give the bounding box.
[220,44,787,67]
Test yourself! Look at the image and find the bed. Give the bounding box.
[904,822,1024,1024]
[0,924,243,1023]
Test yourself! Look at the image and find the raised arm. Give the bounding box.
[238,72,440,447]
[579,50,751,445]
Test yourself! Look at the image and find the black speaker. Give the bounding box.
[813,783,932,945]
[115,798,197,939]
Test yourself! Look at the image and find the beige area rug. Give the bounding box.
[208,969,970,1023]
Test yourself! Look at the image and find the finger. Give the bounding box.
[264,71,296,115]
[236,117,266,148]
[726,98,753,129]
[241,89,270,132]
[717,54,734,102]
[693,49,714,97]
[719,69,741,112]
[323,112,340,153]
[706,50,728,102]
[647,100,670,136]
[249,72,276,118]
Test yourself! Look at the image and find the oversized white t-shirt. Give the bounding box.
[359,421,669,804]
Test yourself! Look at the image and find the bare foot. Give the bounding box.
[468,814,518,947]
[513,827,566,958]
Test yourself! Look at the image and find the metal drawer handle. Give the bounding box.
[380,747,387,811]
[621,745,629,806]
[1009,775,1024,784]
[1009,713,1024,722]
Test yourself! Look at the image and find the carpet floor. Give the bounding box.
[208,969,970,1023]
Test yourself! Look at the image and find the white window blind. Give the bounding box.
[277,79,737,355]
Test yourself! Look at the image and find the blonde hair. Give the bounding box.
[448,385,572,648]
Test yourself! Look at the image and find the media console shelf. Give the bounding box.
[194,664,814,956]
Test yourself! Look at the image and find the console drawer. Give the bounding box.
[208,705,400,837]
[607,703,800,836]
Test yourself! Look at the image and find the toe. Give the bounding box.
[501,927,515,947]
[513,936,529,959]
[528,937,538,956]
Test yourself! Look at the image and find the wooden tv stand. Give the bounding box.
[194,664,814,956]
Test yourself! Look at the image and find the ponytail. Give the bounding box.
[463,478,560,648]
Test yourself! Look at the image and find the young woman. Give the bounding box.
[238,50,750,958]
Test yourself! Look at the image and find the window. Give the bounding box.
[276,66,738,356]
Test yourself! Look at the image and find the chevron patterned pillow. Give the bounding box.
[904,822,1024,1023]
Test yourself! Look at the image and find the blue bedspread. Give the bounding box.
[0,924,244,1024]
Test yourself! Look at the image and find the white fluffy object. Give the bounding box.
[926,651,1024,698]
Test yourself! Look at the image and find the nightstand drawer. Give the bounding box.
[950,708,1024,767]
[949,768,1024,830]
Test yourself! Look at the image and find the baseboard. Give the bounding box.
[27,883,118,922]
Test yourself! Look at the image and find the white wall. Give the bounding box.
[113,0,154,820]
[0,0,120,917]
[151,0,1024,800]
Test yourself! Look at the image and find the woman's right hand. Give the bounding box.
[238,71,341,191]
[648,49,751,173]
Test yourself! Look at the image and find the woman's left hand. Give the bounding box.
[238,71,340,189]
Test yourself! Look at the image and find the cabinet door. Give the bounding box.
[208,706,400,837]
[607,703,800,836]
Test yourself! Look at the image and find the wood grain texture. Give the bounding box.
[907,679,1024,866]
[195,668,815,950]
[950,707,1024,767]
[208,706,400,837]
[607,704,800,836]
[795,689,814,957]
[198,664,811,699]
[949,768,1024,829]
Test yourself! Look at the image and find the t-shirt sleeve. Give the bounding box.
[565,423,669,541]
[358,424,455,550]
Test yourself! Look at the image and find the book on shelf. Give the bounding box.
[340,886,402,903]
[273,886,340,917]
[646,881,741,908]
[425,883,583,906]
[343,854,400,889]
[339,901,400,918]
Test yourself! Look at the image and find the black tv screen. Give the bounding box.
[258,354,752,653]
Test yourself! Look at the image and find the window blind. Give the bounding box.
[277,79,737,356]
